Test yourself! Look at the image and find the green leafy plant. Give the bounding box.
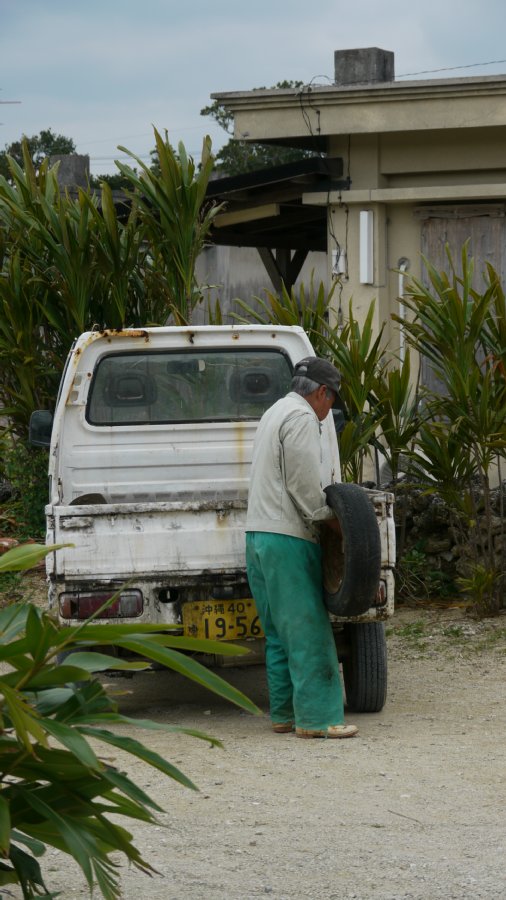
[394,245,506,614]
[321,301,387,482]
[0,145,146,438]
[233,276,336,357]
[0,129,219,440]
[371,350,423,487]
[386,619,428,651]
[395,547,457,605]
[116,129,223,325]
[3,440,48,539]
[456,564,498,618]
[0,151,66,436]
[232,285,390,484]
[0,543,260,899]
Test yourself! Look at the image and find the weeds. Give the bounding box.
[440,625,465,640]
[3,440,48,539]
[469,626,506,654]
[388,613,506,657]
[395,547,458,606]
[0,570,23,603]
[387,619,429,651]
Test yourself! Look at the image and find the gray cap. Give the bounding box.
[294,356,342,399]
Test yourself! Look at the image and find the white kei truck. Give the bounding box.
[30,325,395,712]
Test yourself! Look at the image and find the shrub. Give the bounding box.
[3,441,48,539]
[0,543,260,899]
[395,245,506,614]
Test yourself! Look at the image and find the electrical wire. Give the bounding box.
[331,135,350,328]
[296,80,350,324]
[397,58,506,78]
[331,57,506,87]
[293,57,506,90]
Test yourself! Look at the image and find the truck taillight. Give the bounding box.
[374,580,387,606]
[59,589,143,619]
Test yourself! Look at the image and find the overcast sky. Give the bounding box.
[2,0,506,176]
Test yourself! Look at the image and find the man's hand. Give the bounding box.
[323,517,342,538]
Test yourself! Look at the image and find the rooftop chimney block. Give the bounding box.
[334,48,394,86]
[49,154,90,189]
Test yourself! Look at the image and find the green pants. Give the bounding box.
[246,531,344,730]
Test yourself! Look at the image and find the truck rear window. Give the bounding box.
[86,349,293,425]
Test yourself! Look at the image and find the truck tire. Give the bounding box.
[342,622,387,712]
[322,483,381,617]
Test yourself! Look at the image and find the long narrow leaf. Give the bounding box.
[107,638,261,714]
[0,795,11,855]
[9,843,49,897]
[22,792,95,890]
[78,726,199,790]
[42,719,101,771]
[0,543,73,573]
[0,682,48,751]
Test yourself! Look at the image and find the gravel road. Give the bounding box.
[12,607,506,900]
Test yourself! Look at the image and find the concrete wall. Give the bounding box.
[194,244,328,324]
[49,154,90,189]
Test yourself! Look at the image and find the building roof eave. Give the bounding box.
[211,74,506,144]
[211,73,506,111]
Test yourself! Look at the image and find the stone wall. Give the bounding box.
[393,480,506,607]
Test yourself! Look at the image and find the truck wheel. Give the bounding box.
[322,483,381,617]
[342,622,387,712]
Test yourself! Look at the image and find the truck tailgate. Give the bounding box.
[47,500,248,580]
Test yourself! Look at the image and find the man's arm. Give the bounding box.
[279,411,334,527]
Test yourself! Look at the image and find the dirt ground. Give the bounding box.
[5,577,506,900]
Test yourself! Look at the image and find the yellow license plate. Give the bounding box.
[182,598,264,641]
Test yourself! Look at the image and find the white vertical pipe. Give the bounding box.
[359,210,374,284]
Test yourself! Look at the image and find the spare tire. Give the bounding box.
[321,483,381,617]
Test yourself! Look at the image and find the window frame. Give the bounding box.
[85,346,294,427]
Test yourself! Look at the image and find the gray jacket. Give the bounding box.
[246,392,334,543]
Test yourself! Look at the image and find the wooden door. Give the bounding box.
[416,204,506,390]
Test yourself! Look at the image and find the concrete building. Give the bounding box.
[209,47,506,370]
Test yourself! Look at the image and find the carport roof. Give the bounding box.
[206,156,348,252]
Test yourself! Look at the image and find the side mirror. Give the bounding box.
[29,410,53,448]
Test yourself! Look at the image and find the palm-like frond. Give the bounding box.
[0,544,261,899]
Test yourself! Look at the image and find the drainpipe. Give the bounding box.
[398,258,410,364]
